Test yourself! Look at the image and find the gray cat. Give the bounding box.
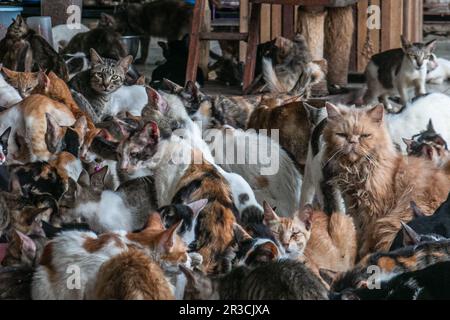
[181,260,329,300]
[69,49,132,123]
[364,36,437,112]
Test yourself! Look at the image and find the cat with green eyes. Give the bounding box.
[69,49,133,123]
[364,36,437,113]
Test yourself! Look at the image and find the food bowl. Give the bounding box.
[120,35,140,59]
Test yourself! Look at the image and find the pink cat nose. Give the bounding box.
[349,137,358,144]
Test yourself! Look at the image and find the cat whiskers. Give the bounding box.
[322,148,344,169]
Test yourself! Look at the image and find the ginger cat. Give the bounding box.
[323,103,450,258]
[2,67,40,99]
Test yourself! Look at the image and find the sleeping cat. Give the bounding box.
[181,259,329,300]
[0,71,21,107]
[364,36,437,112]
[69,49,133,123]
[1,67,40,99]
[0,15,69,81]
[323,103,450,257]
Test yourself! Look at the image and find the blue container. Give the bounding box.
[0,6,23,40]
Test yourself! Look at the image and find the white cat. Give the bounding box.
[427,54,450,84]
[0,72,21,108]
[105,84,148,117]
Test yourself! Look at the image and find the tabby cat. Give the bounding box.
[0,15,68,81]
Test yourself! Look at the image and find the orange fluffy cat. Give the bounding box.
[323,103,450,258]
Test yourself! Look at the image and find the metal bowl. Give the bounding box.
[120,36,141,59]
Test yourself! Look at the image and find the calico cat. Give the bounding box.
[332,261,450,300]
[0,15,69,81]
[69,49,133,123]
[111,0,193,64]
[1,67,40,99]
[181,259,329,300]
[31,213,189,300]
[94,248,175,300]
[61,14,127,60]
[323,103,450,257]
[364,36,437,112]
[331,239,450,296]
[261,34,324,96]
[391,195,450,250]
[0,71,21,107]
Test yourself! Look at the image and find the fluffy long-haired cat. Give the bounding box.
[0,15,69,81]
[364,36,437,112]
[323,103,450,257]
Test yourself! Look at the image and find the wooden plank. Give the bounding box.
[185,0,206,84]
[356,0,368,72]
[251,0,347,5]
[243,2,261,91]
[260,4,271,42]
[240,0,249,62]
[200,32,248,40]
[199,3,211,80]
[282,5,295,39]
[271,4,282,39]
[370,0,380,54]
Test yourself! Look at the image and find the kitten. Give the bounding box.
[69,49,133,123]
[364,36,437,112]
[262,202,312,260]
[331,239,450,296]
[261,34,324,96]
[427,54,450,84]
[0,15,69,81]
[31,213,188,300]
[1,67,40,99]
[0,70,21,107]
[181,259,329,300]
[391,195,450,250]
[0,128,11,165]
[111,1,193,64]
[323,103,450,257]
[94,248,175,300]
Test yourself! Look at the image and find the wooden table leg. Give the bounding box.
[186,0,206,85]
[243,2,261,93]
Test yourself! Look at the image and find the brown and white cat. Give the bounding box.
[364,36,437,112]
[323,103,450,258]
[31,213,189,300]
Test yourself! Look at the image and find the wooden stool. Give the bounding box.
[186,0,346,93]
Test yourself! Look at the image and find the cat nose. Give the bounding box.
[348,137,358,144]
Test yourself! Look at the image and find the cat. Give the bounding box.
[69,49,133,123]
[208,49,242,87]
[363,36,437,112]
[31,213,189,300]
[332,261,450,300]
[331,239,450,296]
[323,103,450,258]
[151,36,204,88]
[0,128,11,165]
[52,23,90,52]
[181,259,329,300]
[1,67,40,99]
[61,14,127,60]
[261,34,324,96]
[63,52,90,80]
[93,248,175,300]
[0,15,69,81]
[111,0,193,64]
[1,229,46,268]
[0,70,21,107]
[390,195,450,250]
[427,54,450,84]
[262,201,312,260]
[0,266,33,300]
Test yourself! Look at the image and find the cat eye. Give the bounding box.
[112,75,119,80]
[336,133,347,138]
[130,152,139,157]
[360,134,372,139]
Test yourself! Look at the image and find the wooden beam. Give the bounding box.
[185,0,206,84]
[282,5,295,39]
[272,4,282,39]
[243,2,261,91]
[240,0,249,62]
[200,32,248,41]
[251,0,356,6]
[356,0,368,72]
[260,4,271,42]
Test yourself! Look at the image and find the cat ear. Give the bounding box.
[73,116,88,142]
[179,264,197,285]
[325,102,342,121]
[421,144,435,160]
[401,35,412,51]
[145,212,165,230]
[233,223,253,244]
[163,78,184,94]
[252,241,280,263]
[13,230,37,261]
[402,138,415,153]
[135,75,146,86]
[367,104,384,124]
[146,87,169,114]
[187,199,208,219]
[159,220,182,252]
[427,119,436,134]
[184,81,199,101]
[0,127,11,146]
[319,268,338,287]
[90,165,108,190]
[298,205,313,231]
[78,168,90,188]
[410,201,426,218]
[1,67,17,79]
[139,121,160,145]
[303,103,324,126]
[0,243,8,264]
[118,55,133,73]
[97,128,115,142]
[432,135,448,149]
[9,173,23,196]
[38,71,51,90]
[89,49,104,65]
[45,113,65,154]
[425,39,437,53]
[401,221,421,246]
[263,200,280,224]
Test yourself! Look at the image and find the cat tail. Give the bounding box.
[262,57,285,93]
